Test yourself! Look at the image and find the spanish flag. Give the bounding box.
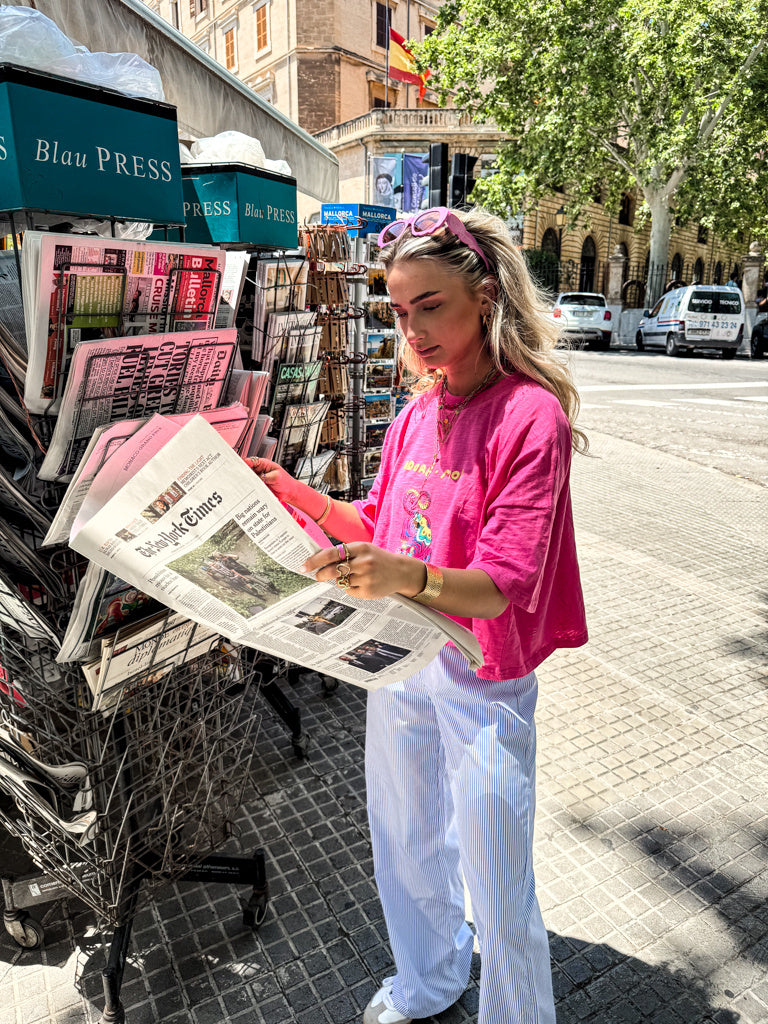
[388,28,430,100]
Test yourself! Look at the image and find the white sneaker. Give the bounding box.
[363,978,413,1024]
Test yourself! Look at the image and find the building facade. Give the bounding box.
[144,0,443,132]
[145,0,747,295]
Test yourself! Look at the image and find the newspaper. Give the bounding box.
[0,252,26,355]
[38,329,238,481]
[43,405,250,548]
[0,564,60,647]
[21,231,226,415]
[69,416,482,690]
[214,251,250,330]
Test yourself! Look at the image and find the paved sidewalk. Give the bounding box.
[1,429,767,1024]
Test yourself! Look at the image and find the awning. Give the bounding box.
[3,0,339,204]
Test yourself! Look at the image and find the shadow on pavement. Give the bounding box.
[550,933,740,1024]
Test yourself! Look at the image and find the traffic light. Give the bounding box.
[448,152,478,209]
[428,142,449,208]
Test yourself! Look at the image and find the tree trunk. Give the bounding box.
[644,190,674,306]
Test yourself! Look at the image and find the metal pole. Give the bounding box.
[385,7,390,107]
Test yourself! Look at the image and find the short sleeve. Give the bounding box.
[466,400,572,613]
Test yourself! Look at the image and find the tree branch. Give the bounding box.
[698,37,768,144]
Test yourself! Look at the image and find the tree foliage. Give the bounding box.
[421,1,768,265]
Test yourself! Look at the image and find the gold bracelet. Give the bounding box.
[315,494,333,526]
[412,563,443,605]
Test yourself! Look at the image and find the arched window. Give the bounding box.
[541,228,560,258]
[670,252,683,281]
[618,194,633,226]
[617,242,629,283]
[713,261,723,284]
[579,236,597,291]
[693,258,704,283]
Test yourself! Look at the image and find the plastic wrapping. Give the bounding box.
[190,130,267,169]
[0,7,164,101]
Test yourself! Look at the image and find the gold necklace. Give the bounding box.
[418,366,500,497]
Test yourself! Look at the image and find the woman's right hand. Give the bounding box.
[244,457,298,504]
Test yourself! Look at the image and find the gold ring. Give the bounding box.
[336,560,351,578]
[336,576,351,589]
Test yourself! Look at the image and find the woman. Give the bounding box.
[246,206,588,1024]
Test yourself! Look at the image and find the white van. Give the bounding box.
[636,285,745,358]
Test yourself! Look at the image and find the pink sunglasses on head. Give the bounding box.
[377,206,490,271]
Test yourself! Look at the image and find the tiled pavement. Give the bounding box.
[1,428,767,1024]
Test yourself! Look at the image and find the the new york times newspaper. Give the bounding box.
[70,416,482,692]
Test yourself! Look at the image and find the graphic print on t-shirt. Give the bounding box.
[399,486,433,561]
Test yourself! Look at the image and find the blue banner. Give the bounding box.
[402,153,429,214]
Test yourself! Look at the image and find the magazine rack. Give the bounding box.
[39,254,224,419]
[0,611,268,1024]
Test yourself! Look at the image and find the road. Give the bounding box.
[564,349,768,486]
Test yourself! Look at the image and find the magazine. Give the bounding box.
[21,231,226,414]
[274,401,330,471]
[252,262,311,360]
[82,609,219,713]
[57,562,163,664]
[69,416,482,690]
[255,308,316,372]
[38,329,238,481]
[269,361,323,427]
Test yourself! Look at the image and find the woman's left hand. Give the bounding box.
[301,543,425,601]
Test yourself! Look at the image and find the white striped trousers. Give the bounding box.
[365,645,556,1024]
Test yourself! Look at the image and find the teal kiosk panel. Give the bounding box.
[177,163,298,248]
[0,63,184,225]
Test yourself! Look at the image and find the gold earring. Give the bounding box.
[482,311,491,332]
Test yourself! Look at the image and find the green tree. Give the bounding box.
[422,1,768,275]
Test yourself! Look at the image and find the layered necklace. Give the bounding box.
[416,365,500,502]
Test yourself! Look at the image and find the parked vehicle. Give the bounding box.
[636,285,744,358]
[552,292,613,350]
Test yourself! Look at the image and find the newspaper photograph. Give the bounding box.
[38,329,238,481]
[21,231,226,414]
[69,416,482,690]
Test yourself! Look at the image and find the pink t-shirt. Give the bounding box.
[353,373,588,680]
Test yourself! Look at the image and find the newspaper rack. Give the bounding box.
[0,599,268,1024]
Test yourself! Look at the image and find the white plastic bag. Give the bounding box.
[0,7,164,101]
[189,130,266,168]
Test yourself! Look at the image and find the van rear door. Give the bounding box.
[683,289,743,343]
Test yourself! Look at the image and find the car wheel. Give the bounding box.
[751,331,764,359]
[665,333,681,356]
[635,331,645,351]
[721,348,736,360]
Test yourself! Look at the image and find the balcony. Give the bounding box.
[314,107,506,150]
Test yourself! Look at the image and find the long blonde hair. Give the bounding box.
[380,206,588,455]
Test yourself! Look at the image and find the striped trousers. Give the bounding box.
[365,645,555,1024]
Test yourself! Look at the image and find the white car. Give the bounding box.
[552,292,613,350]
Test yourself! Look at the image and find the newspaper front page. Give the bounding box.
[38,329,238,481]
[70,416,482,690]
[21,232,226,415]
